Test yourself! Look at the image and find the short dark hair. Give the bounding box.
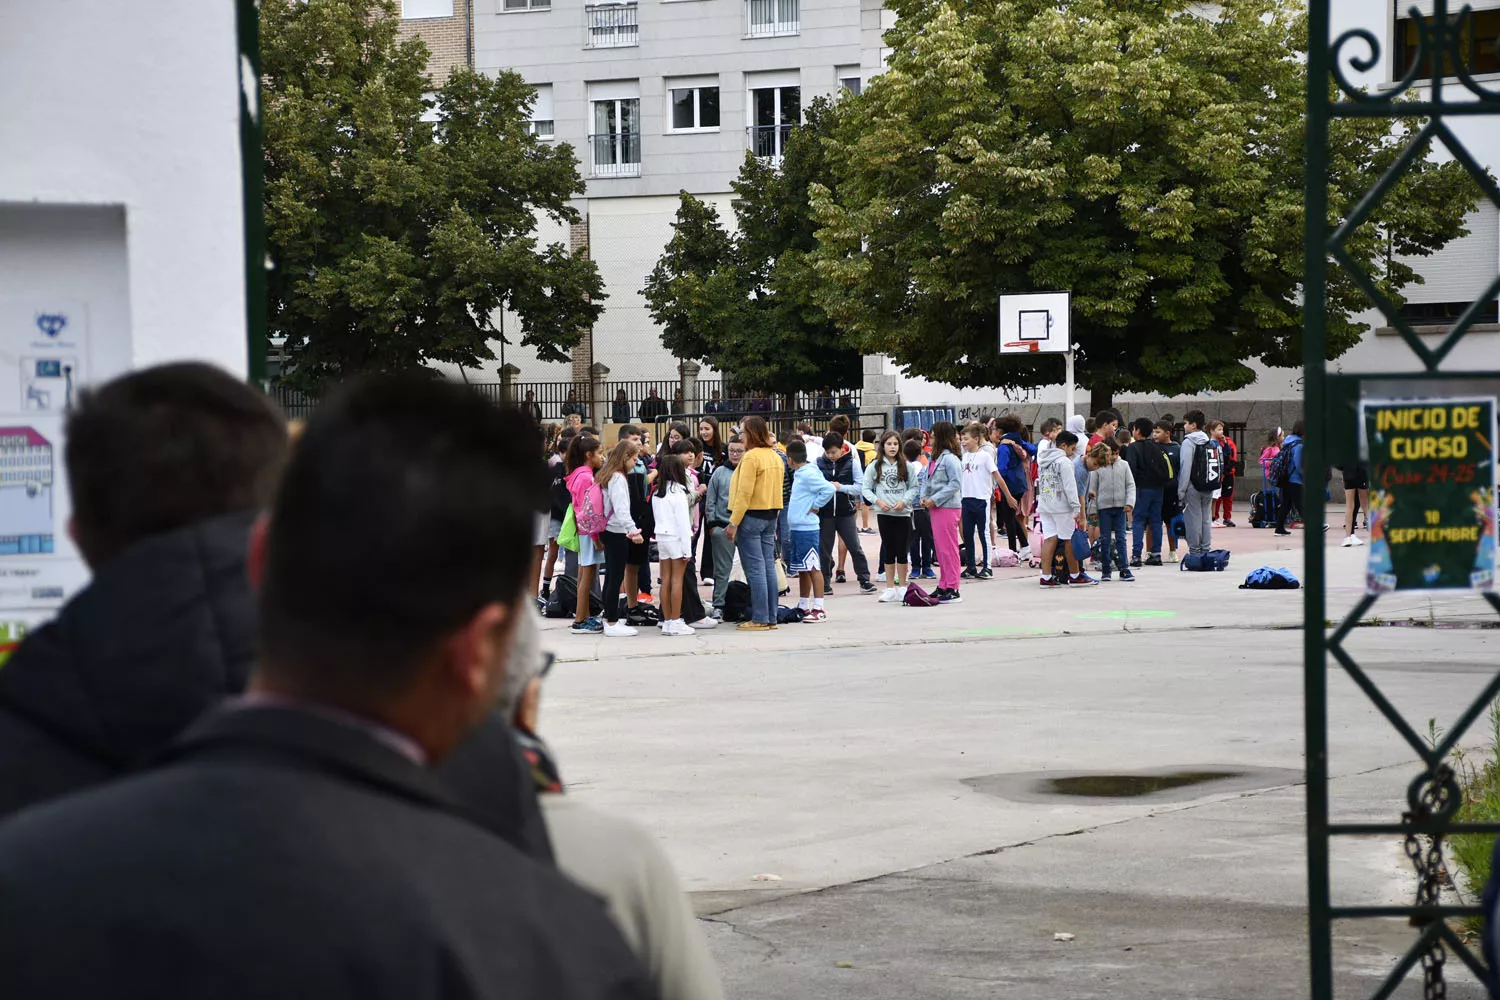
[259,377,544,697]
[861,429,877,443]
[1095,408,1122,427]
[1039,417,1063,435]
[1084,418,1097,434]
[580,425,599,436]
[64,363,287,568]
[618,423,643,441]
[822,432,844,451]
[902,427,924,442]
[1056,430,1079,447]
[829,414,852,436]
[1132,417,1154,437]
[998,415,1024,433]
[1155,419,1174,434]
[902,439,923,462]
[1183,409,1206,428]
[786,440,808,463]
[1291,419,1306,437]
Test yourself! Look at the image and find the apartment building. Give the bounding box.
[471,0,890,382]
[397,0,474,86]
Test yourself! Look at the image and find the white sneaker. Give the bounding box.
[689,616,719,629]
[878,588,900,603]
[603,621,638,637]
[1347,534,1366,547]
[1166,550,1179,564]
[1019,546,1032,562]
[876,571,886,582]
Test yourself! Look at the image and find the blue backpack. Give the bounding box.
[1181,549,1231,572]
[1240,566,1300,590]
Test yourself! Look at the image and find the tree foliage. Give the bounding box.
[262,0,603,391]
[643,100,862,395]
[808,0,1478,406]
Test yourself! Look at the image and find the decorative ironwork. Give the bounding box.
[1306,1,1500,997]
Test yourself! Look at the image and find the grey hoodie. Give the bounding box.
[1178,429,1211,500]
[1036,446,1079,515]
[1088,458,1137,511]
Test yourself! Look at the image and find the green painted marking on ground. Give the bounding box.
[1074,609,1177,621]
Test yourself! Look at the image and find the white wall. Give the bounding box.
[0,1,249,377]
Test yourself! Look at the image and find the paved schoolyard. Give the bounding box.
[539,513,1497,998]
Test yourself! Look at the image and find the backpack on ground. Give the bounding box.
[722,581,752,622]
[1181,549,1231,572]
[776,605,805,624]
[575,479,609,536]
[1190,440,1223,493]
[1240,566,1299,590]
[1028,526,1045,568]
[903,582,941,607]
[545,574,603,618]
[992,549,1019,569]
[1249,489,1278,529]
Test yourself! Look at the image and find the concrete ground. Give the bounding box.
[538,511,1498,998]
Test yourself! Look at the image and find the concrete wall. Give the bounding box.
[0,1,248,377]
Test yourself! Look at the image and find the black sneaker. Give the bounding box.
[939,589,963,604]
[859,582,878,595]
[836,571,847,584]
[823,586,833,597]
[1130,557,1142,568]
[541,582,551,599]
[1144,554,1163,567]
[1223,520,1236,528]
[1274,529,1292,536]
[960,569,976,580]
[978,568,994,580]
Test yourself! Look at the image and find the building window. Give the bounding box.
[747,0,799,37]
[503,0,552,9]
[528,84,555,138]
[1395,7,1500,81]
[587,2,639,47]
[748,85,799,161]
[670,85,721,131]
[591,98,641,177]
[1401,299,1500,326]
[837,65,862,95]
[401,0,453,17]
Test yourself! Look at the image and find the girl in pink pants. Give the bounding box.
[919,421,966,604]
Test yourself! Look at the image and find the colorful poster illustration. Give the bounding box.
[1363,397,1498,593]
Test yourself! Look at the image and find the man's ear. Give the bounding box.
[246,515,270,590]
[446,603,512,696]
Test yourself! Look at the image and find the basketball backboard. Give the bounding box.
[998,291,1070,355]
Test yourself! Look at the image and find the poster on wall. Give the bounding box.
[0,298,93,635]
[1362,397,1497,593]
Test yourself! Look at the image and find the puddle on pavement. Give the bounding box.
[1043,770,1242,798]
[962,765,1303,805]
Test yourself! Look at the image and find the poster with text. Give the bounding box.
[1363,397,1497,593]
[0,298,95,635]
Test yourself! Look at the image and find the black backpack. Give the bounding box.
[722,581,752,622]
[547,461,570,519]
[1190,440,1223,493]
[545,575,603,618]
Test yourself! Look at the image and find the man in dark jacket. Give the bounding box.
[816,432,874,594]
[638,388,668,425]
[0,364,288,820]
[1123,417,1170,568]
[0,376,651,1000]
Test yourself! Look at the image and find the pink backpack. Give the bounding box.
[903,583,941,607]
[992,549,1019,569]
[568,468,609,536]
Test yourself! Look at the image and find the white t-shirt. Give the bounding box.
[960,449,997,500]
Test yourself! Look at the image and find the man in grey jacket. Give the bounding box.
[705,438,743,618]
[1177,409,1215,557]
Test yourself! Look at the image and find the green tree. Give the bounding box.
[643,100,862,398]
[262,0,602,392]
[809,0,1478,410]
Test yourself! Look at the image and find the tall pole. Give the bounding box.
[1302,0,1332,997]
[1064,348,1075,420]
[237,0,268,386]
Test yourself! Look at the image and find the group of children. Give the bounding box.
[536,406,1244,635]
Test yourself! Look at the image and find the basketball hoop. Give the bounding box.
[1003,341,1040,353]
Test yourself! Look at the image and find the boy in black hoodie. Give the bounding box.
[618,425,655,614]
[816,433,876,594]
[1124,418,1170,567]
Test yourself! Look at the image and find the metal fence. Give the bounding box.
[661,410,883,443]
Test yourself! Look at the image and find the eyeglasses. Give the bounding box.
[540,651,556,679]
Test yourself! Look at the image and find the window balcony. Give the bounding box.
[747,123,794,163]
[746,0,798,37]
[590,132,642,177]
[587,2,639,47]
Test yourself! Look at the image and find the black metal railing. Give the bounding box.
[662,410,883,442]
[747,124,794,160]
[586,2,638,47]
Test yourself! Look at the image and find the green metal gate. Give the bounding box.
[1306,1,1500,996]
